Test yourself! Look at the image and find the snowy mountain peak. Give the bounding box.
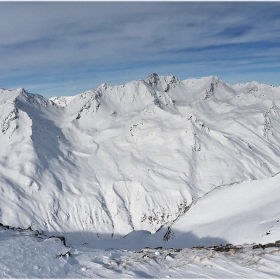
[15,87,28,94]
[0,88,8,93]
[145,72,180,87]
[210,75,221,84]
[2,74,280,247]
[144,73,180,94]
[50,95,76,107]
[145,72,160,85]
[2,73,280,278]
[165,73,180,84]
[100,82,112,90]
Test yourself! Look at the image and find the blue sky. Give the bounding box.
[1,2,280,98]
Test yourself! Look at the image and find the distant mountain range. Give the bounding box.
[1,73,280,247]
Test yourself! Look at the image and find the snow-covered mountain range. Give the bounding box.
[1,73,280,249]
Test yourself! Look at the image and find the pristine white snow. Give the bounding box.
[166,174,280,248]
[1,73,280,277]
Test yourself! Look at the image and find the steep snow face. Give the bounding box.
[1,74,280,245]
[166,174,280,248]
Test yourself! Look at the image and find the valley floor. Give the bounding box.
[1,226,280,278]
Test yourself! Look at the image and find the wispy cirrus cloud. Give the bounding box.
[1,2,280,97]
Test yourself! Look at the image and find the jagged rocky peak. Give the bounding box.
[165,74,180,84]
[145,73,160,86]
[145,73,180,92]
[99,82,113,90]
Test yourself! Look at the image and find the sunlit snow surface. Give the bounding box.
[1,223,280,278]
[1,74,280,277]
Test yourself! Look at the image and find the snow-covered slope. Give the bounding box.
[1,225,280,278]
[164,173,280,248]
[1,74,280,246]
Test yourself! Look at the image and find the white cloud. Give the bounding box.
[1,2,280,97]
